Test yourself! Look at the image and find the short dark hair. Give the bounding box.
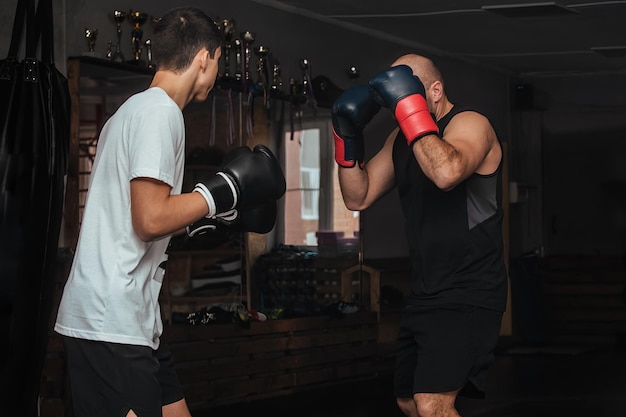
[152,7,223,73]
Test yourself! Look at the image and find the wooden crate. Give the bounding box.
[162,312,382,410]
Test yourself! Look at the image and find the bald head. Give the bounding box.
[392,54,443,89]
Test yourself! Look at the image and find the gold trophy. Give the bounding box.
[254,45,269,86]
[110,10,126,62]
[106,40,113,59]
[145,39,155,69]
[347,65,360,80]
[83,28,99,57]
[241,31,256,82]
[300,58,317,109]
[254,45,270,106]
[128,10,148,64]
[271,60,283,93]
[233,38,242,81]
[145,17,161,70]
[220,18,235,79]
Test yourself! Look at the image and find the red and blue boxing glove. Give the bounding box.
[368,64,439,146]
[331,85,380,168]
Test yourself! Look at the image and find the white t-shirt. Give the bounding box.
[54,87,185,349]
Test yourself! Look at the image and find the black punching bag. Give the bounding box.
[0,0,70,415]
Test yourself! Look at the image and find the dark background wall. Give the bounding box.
[2,0,626,261]
[510,74,626,258]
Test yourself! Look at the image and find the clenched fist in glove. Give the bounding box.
[331,85,380,168]
[187,200,277,236]
[368,64,439,146]
[193,144,286,218]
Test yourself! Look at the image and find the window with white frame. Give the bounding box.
[299,129,320,220]
[281,118,359,247]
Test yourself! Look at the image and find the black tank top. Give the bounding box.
[392,105,507,311]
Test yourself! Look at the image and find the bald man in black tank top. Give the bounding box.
[331,53,507,417]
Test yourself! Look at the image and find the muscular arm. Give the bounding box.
[413,111,501,191]
[338,128,398,211]
[130,178,209,241]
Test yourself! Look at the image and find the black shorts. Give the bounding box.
[63,336,184,417]
[394,304,503,399]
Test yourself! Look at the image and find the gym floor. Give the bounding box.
[200,343,626,417]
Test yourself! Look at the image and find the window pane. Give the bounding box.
[301,168,319,219]
[282,121,359,248]
[284,129,320,245]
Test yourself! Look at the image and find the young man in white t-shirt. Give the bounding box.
[55,7,285,417]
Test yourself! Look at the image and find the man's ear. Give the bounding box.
[197,49,209,71]
[430,80,443,102]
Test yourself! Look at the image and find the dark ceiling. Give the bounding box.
[251,0,626,78]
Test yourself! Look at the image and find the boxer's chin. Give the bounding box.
[194,89,211,103]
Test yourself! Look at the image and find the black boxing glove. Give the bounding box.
[187,200,277,236]
[233,201,277,234]
[331,85,380,168]
[193,144,286,217]
[186,210,237,237]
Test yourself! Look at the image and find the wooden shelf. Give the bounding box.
[164,294,245,303]
[161,247,247,321]
[162,312,383,410]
